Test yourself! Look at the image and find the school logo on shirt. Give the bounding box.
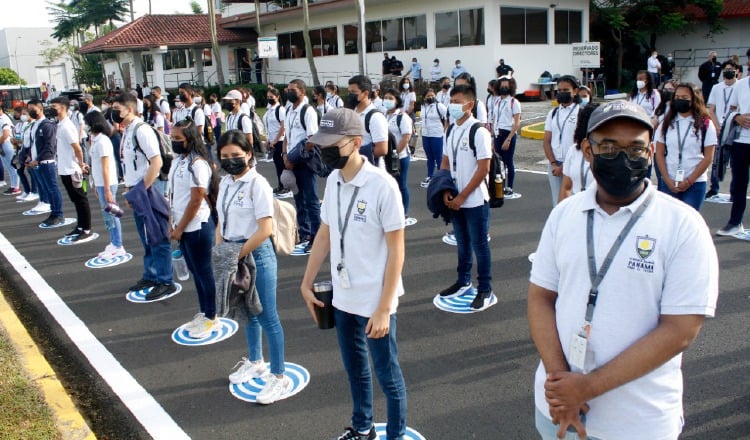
[461,137,469,151]
[234,191,246,207]
[636,236,655,259]
[354,199,367,222]
[627,235,656,273]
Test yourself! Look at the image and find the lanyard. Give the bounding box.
[336,181,360,270]
[556,104,576,145]
[450,123,470,172]
[675,120,692,167]
[722,88,734,116]
[221,178,249,238]
[636,93,647,107]
[497,98,509,122]
[585,191,654,323]
[579,154,589,191]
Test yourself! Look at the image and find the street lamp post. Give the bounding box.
[14,36,21,89]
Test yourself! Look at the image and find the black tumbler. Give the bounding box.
[313,281,335,329]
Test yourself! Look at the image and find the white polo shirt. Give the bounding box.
[401,91,416,114]
[217,168,273,241]
[173,104,205,129]
[544,103,579,161]
[386,110,413,159]
[728,77,750,143]
[321,160,405,317]
[263,103,285,143]
[89,133,117,188]
[561,143,592,194]
[56,117,81,176]
[286,103,318,155]
[156,98,170,118]
[121,118,160,187]
[530,181,719,440]
[444,116,492,208]
[168,155,212,233]
[494,95,522,133]
[655,115,717,182]
[630,91,661,117]
[226,112,253,134]
[707,81,736,124]
[436,89,451,108]
[421,102,447,138]
[357,103,388,146]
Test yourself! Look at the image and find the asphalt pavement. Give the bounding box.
[0,132,749,439]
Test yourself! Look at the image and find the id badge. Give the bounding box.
[568,333,588,371]
[675,169,685,184]
[338,266,352,289]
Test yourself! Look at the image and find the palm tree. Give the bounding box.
[207,0,226,85]
[301,0,320,86]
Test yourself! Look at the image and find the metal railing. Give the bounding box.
[673,47,747,68]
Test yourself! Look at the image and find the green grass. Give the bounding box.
[0,328,60,440]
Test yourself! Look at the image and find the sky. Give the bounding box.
[0,0,198,30]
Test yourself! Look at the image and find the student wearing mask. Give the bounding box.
[399,77,417,121]
[706,62,739,198]
[436,77,452,108]
[68,100,85,146]
[451,60,466,80]
[150,86,172,124]
[325,83,344,109]
[383,89,413,218]
[84,110,126,258]
[0,105,20,196]
[493,77,522,196]
[263,87,287,196]
[485,79,499,135]
[654,80,676,126]
[452,73,488,125]
[543,76,580,206]
[25,99,61,218]
[12,106,38,202]
[647,50,662,87]
[346,75,388,165]
[314,86,334,116]
[629,70,661,120]
[655,82,716,211]
[142,95,166,132]
[698,51,721,103]
[404,58,422,86]
[371,84,384,113]
[173,83,205,138]
[419,88,447,187]
[559,103,598,203]
[209,94,223,138]
[577,86,592,106]
[219,130,292,404]
[430,59,442,85]
[222,90,254,147]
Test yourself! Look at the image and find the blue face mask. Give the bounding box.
[448,103,466,120]
[580,97,590,106]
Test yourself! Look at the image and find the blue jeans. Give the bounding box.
[397,156,410,215]
[292,165,321,239]
[180,220,216,319]
[658,179,707,211]
[36,162,63,217]
[422,136,443,178]
[547,163,563,207]
[729,142,750,226]
[246,239,285,375]
[95,185,123,247]
[27,165,38,194]
[110,132,123,181]
[451,202,492,292]
[1,141,18,188]
[535,408,601,440]
[133,210,173,284]
[496,130,517,189]
[335,308,406,440]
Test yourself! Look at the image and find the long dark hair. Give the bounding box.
[629,70,655,100]
[142,95,159,123]
[654,80,676,118]
[574,103,600,150]
[660,82,710,140]
[173,119,219,210]
[83,110,112,137]
[217,129,255,161]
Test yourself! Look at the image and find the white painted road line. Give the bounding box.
[0,233,191,440]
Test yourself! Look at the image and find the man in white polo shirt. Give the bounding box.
[301,108,406,440]
[528,100,719,439]
[346,75,388,165]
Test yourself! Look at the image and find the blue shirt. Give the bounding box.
[411,63,422,80]
[451,65,466,79]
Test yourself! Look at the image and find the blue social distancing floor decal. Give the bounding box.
[290,240,309,256]
[85,253,133,268]
[38,218,76,229]
[23,208,49,216]
[229,362,310,403]
[734,229,750,241]
[373,423,427,440]
[126,283,183,303]
[442,233,491,246]
[58,233,99,246]
[433,286,479,314]
[171,317,238,346]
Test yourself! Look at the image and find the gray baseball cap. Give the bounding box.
[308,108,364,146]
[587,100,654,138]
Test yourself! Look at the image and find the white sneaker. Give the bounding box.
[0,181,6,188]
[15,192,28,201]
[228,358,268,384]
[188,316,217,339]
[256,375,293,405]
[717,223,744,236]
[182,313,206,334]
[25,193,39,202]
[30,202,51,214]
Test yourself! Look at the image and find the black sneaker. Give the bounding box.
[439,282,472,298]
[65,227,82,237]
[3,187,16,195]
[41,216,64,228]
[470,290,497,311]
[128,278,157,292]
[335,427,377,440]
[705,189,718,199]
[145,283,177,301]
[70,230,95,244]
[303,236,314,254]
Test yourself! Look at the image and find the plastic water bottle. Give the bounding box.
[172,250,190,281]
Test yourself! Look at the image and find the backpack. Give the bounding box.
[298,104,321,131]
[247,178,299,256]
[236,112,263,153]
[186,153,219,224]
[445,122,504,208]
[133,122,174,177]
[191,107,214,144]
[364,109,401,178]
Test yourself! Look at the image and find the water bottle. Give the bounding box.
[494,174,504,199]
[104,202,124,218]
[172,250,190,281]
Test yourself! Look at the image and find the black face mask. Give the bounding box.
[29,109,39,119]
[591,151,650,198]
[673,99,692,114]
[267,98,276,105]
[172,141,187,155]
[286,92,300,104]
[44,108,58,119]
[661,90,673,102]
[221,157,249,175]
[723,70,736,80]
[442,84,450,90]
[179,93,189,102]
[498,87,510,96]
[321,146,350,169]
[111,109,125,124]
[222,101,235,112]
[711,56,717,63]
[78,102,88,113]
[345,93,360,110]
[424,97,435,104]
[557,92,573,104]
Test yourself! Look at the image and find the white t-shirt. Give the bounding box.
[286,103,318,154]
[0,114,12,147]
[320,161,405,317]
[444,117,492,208]
[728,77,750,143]
[263,104,285,143]
[173,104,205,129]
[494,95,521,132]
[122,118,160,187]
[655,115,717,182]
[168,154,211,233]
[157,98,171,118]
[358,103,388,147]
[707,81,736,124]
[217,168,273,241]
[27,119,39,160]
[90,133,117,188]
[211,102,222,123]
[401,91,417,114]
[430,64,442,81]
[136,99,144,116]
[372,97,385,114]
[56,117,81,176]
[630,91,661,117]
[421,102,447,138]
[530,181,718,440]
[486,95,499,127]
[70,110,84,142]
[240,102,251,116]
[561,143,592,194]
[647,56,661,74]
[148,112,165,130]
[544,103,579,162]
[226,112,253,134]
[387,110,413,159]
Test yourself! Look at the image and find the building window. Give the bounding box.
[348,15,426,53]
[555,10,582,44]
[278,27,338,59]
[404,15,427,49]
[142,54,154,71]
[344,24,358,54]
[162,49,188,70]
[500,7,548,45]
[435,8,484,48]
[201,49,213,67]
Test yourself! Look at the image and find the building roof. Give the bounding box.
[685,0,750,20]
[78,14,257,54]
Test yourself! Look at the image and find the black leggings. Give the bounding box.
[61,174,91,230]
[272,140,284,188]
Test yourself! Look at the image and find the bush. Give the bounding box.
[0,68,26,86]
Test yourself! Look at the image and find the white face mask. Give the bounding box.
[636,80,646,90]
[448,103,466,120]
[580,97,590,106]
[194,97,203,104]
[382,99,396,110]
[402,83,410,90]
[176,102,184,109]
[20,114,28,122]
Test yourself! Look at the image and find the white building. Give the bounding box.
[0,27,76,89]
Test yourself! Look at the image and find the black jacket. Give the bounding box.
[426,169,458,225]
[33,118,57,162]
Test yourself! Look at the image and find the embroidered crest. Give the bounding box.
[636,236,655,259]
[356,200,367,214]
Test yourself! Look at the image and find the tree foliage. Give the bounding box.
[190,1,204,13]
[0,68,26,86]
[48,0,130,41]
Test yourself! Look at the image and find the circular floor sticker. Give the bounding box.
[274,192,294,200]
[171,317,239,346]
[57,232,99,246]
[22,209,50,216]
[705,193,732,204]
[528,252,536,263]
[85,253,133,268]
[405,217,418,227]
[126,283,183,303]
[734,229,750,241]
[504,192,522,200]
[442,233,490,246]
[290,241,310,256]
[373,423,426,440]
[38,217,76,229]
[433,287,477,314]
[229,362,310,403]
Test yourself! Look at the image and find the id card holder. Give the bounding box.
[675,169,685,185]
[568,322,590,372]
[338,263,352,289]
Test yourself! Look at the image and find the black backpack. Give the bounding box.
[132,122,174,177]
[364,109,401,178]
[191,107,214,144]
[445,122,504,208]
[237,112,263,153]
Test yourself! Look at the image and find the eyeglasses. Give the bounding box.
[588,138,649,160]
[325,138,355,150]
